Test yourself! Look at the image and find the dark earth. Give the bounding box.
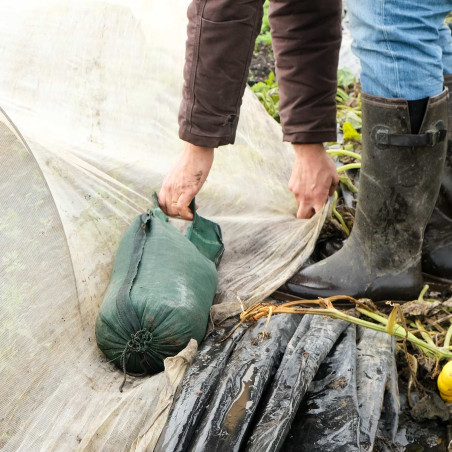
[249,43,275,85]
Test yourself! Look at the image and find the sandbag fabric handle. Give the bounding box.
[152,192,198,221]
[152,192,224,266]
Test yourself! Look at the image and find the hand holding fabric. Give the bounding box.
[158,142,213,220]
[289,143,339,219]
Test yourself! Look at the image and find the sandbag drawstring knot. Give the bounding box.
[119,329,153,392]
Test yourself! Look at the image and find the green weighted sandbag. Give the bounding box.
[95,194,224,377]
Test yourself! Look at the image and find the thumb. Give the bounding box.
[157,190,168,215]
[329,179,338,197]
[297,201,314,220]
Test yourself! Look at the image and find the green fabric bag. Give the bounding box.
[95,194,224,378]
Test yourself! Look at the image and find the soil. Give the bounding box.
[248,43,275,84]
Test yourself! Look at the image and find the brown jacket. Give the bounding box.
[179,0,342,147]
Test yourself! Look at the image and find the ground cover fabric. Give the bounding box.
[0,1,330,450]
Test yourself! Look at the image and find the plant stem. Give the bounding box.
[337,163,362,173]
[332,191,350,235]
[268,305,452,359]
[415,319,435,346]
[327,149,362,160]
[418,285,428,302]
[356,308,441,357]
[443,320,452,351]
[339,174,359,194]
[416,284,438,303]
[239,295,452,360]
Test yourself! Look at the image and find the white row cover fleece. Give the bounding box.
[0,1,328,450]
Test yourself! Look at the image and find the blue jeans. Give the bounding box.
[348,0,452,99]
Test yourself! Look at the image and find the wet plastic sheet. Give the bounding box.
[280,323,399,452]
[356,327,399,451]
[156,315,300,452]
[247,316,349,451]
[157,316,401,452]
[393,389,449,450]
[155,322,247,452]
[189,315,299,452]
[283,324,361,452]
[0,1,328,450]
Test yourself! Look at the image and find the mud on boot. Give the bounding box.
[280,90,448,302]
[422,75,452,281]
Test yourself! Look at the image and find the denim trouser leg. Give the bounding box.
[348,0,452,99]
[439,23,452,75]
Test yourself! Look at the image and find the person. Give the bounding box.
[159,0,452,301]
[158,0,342,221]
[282,1,452,301]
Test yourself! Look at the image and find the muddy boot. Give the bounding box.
[422,75,452,281]
[280,91,448,302]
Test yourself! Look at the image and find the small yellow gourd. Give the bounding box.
[437,361,452,402]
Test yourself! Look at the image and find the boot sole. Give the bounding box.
[422,272,452,291]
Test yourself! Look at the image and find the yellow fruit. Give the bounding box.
[440,392,452,403]
[438,375,452,395]
[437,361,452,401]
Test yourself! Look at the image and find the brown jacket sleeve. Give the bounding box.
[179,0,265,148]
[270,0,342,144]
[179,0,342,148]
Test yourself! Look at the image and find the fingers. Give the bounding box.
[313,198,327,216]
[159,184,180,217]
[157,186,194,220]
[329,173,340,196]
[157,189,168,215]
[177,193,194,220]
[297,185,333,219]
[166,199,180,217]
[158,142,213,219]
[297,200,315,219]
[297,196,327,219]
[329,178,339,197]
[289,144,341,220]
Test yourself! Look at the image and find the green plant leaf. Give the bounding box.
[338,68,356,87]
[336,87,349,104]
[343,111,362,130]
[343,122,362,141]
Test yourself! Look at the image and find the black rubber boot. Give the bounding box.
[422,75,452,281]
[280,90,448,302]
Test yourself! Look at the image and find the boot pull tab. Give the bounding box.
[373,122,446,148]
